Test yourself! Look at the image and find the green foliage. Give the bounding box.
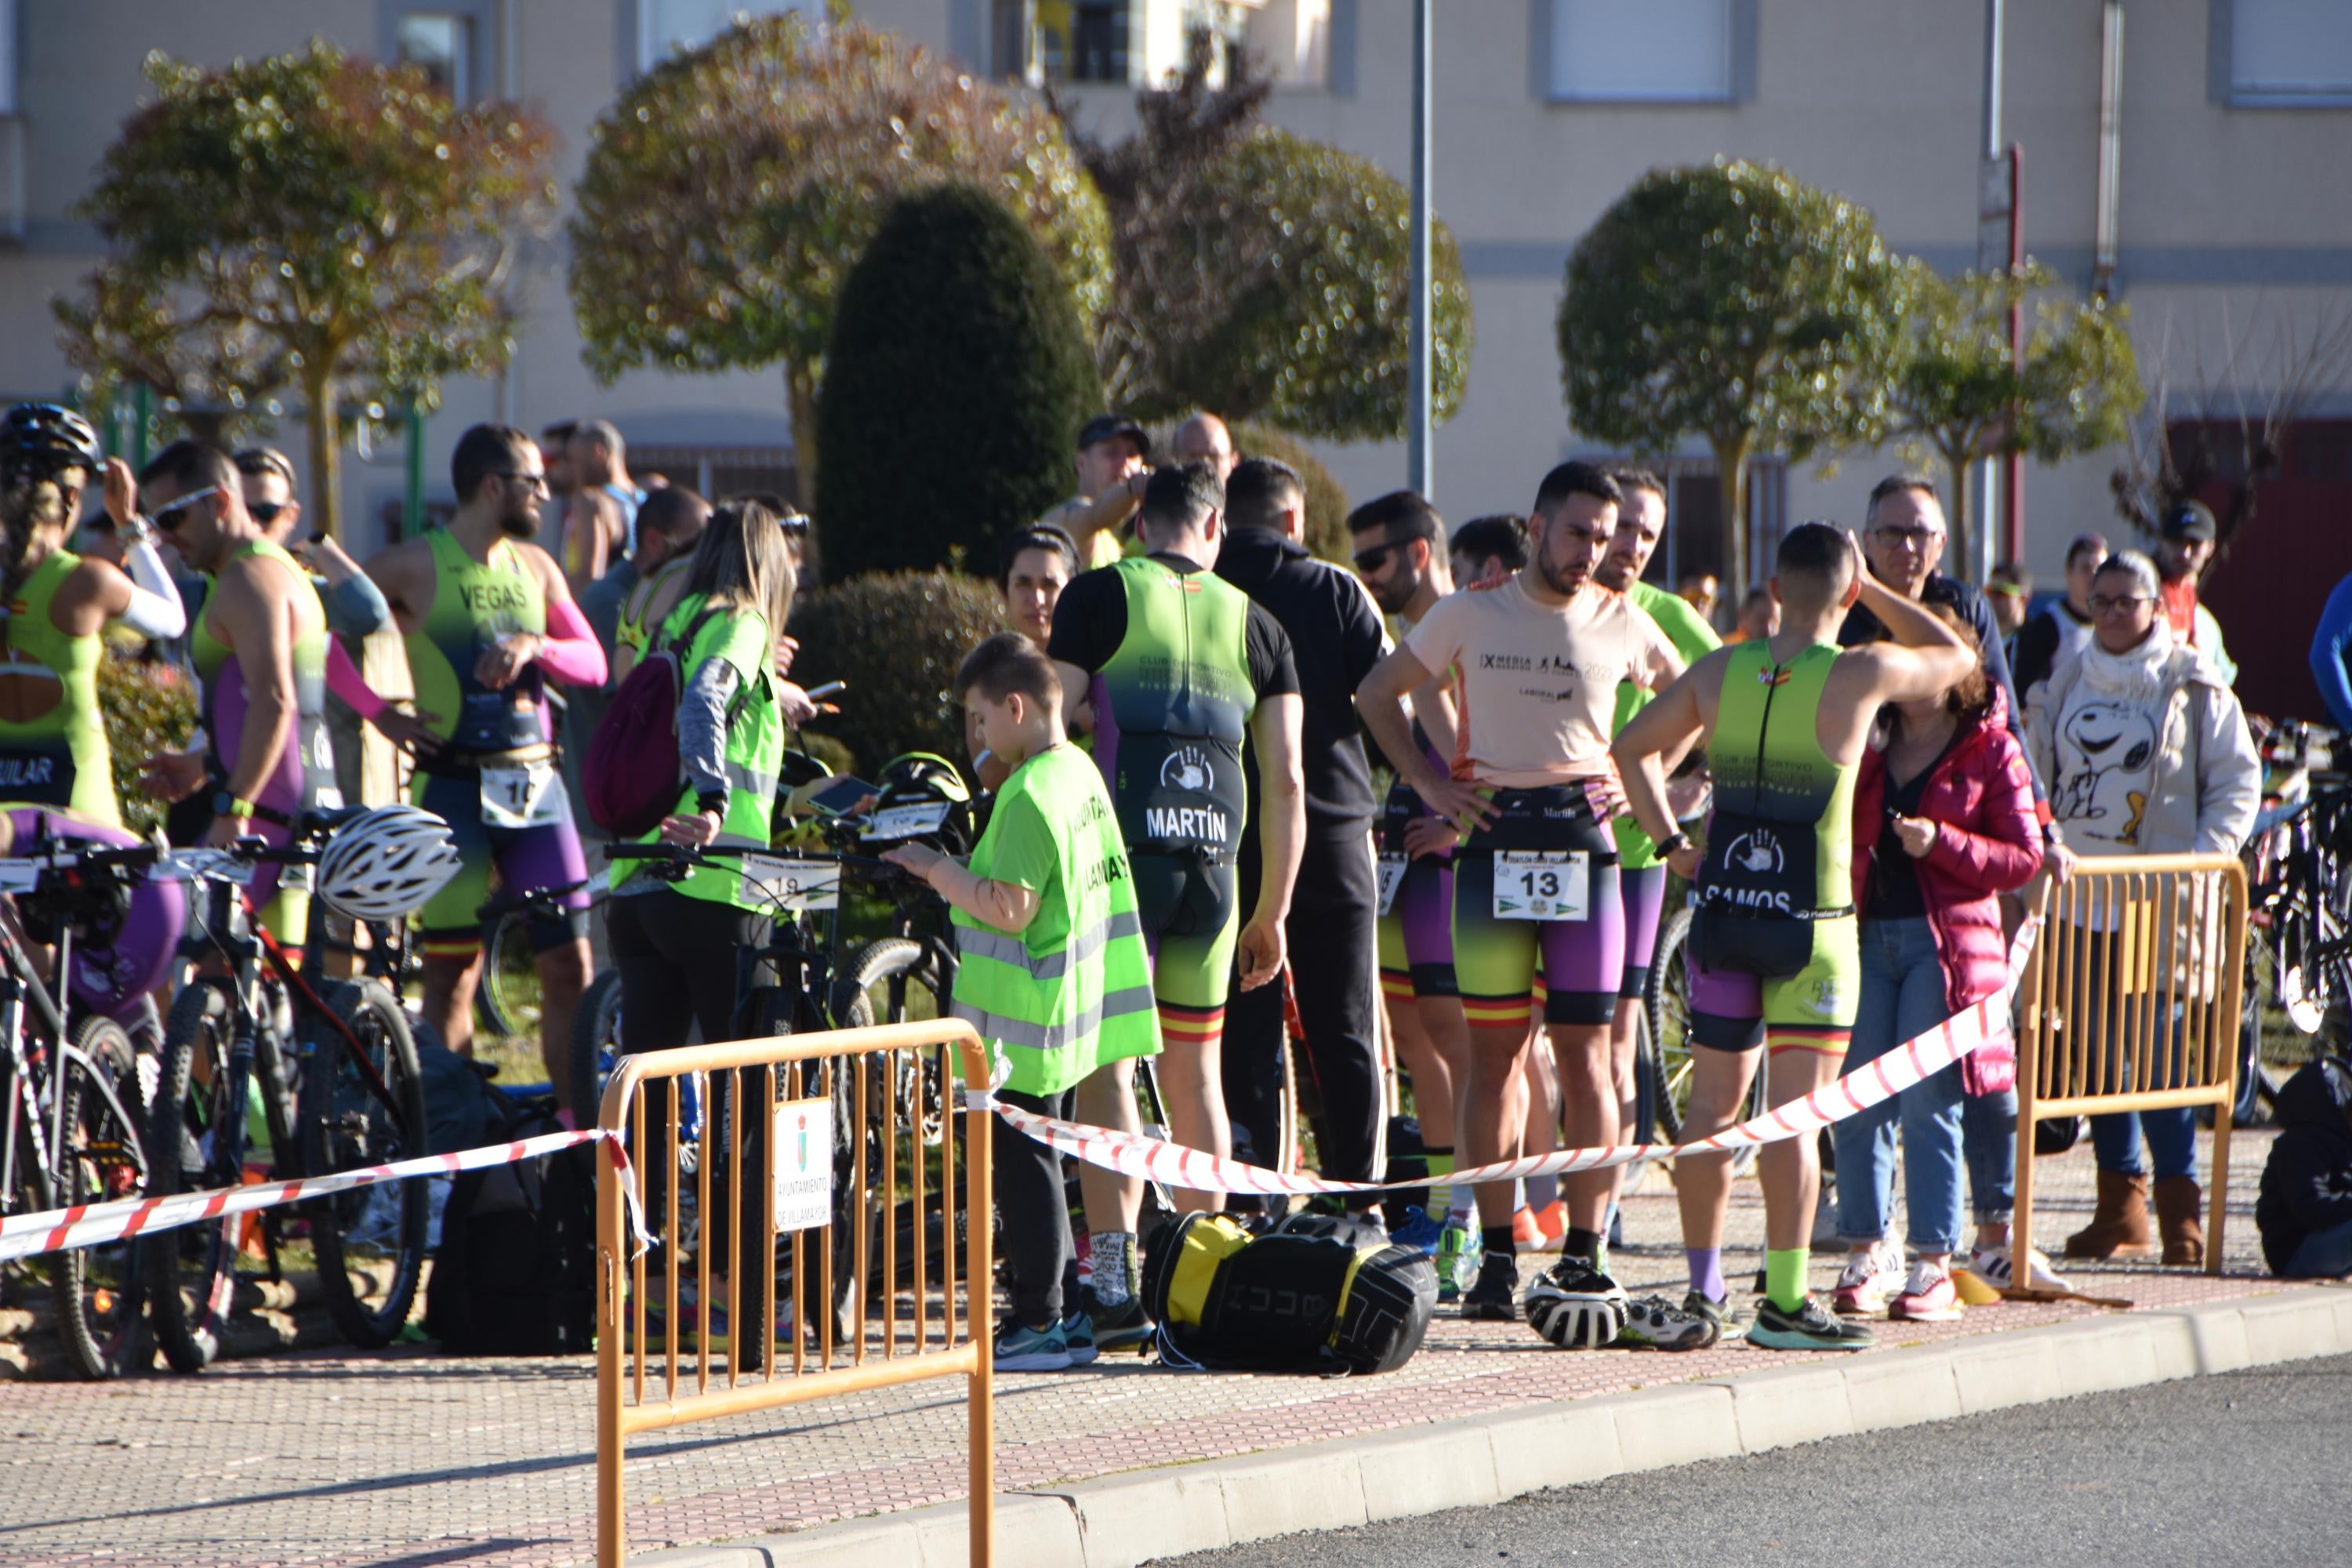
[817,183,1099,579]
[568,12,1111,422]
[1887,259,2143,561]
[1231,423,1352,564]
[96,647,197,837]
[786,571,1004,776]
[1559,161,1905,597]
[56,42,555,535]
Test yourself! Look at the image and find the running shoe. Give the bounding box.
[1748,1295,1875,1352]
[1831,1239,1905,1317]
[993,1317,1074,1372]
[1434,1218,1478,1301]
[1462,1251,1519,1321]
[1512,1207,1543,1247]
[1964,1244,2072,1294]
[1613,1294,1719,1352]
[1086,1290,1154,1355]
[1890,1261,1964,1323]
[1682,1290,1748,1342]
[1522,1255,1629,1349]
[1390,1207,1446,1253]
[637,1302,794,1354]
[1062,1308,1099,1367]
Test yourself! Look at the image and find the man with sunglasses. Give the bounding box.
[365,423,608,1110]
[234,447,391,641]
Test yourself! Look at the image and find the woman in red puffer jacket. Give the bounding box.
[1828,605,2043,1325]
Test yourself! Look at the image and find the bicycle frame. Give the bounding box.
[0,895,143,1231]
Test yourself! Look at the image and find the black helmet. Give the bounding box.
[875,751,971,806]
[0,405,103,486]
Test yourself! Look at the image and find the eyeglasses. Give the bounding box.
[2088,593,2152,615]
[490,470,550,494]
[1869,526,1943,549]
[149,485,223,533]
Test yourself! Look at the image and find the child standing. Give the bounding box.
[884,633,1162,1370]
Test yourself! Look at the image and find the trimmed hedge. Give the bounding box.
[787,570,1004,779]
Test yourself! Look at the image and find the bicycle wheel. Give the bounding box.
[299,978,430,1348]
[1643,908,1762,1176]
[474,907,532,1043]
[146,979,245,1374]
[571,967,625,1124]
[54,1018,150,1380]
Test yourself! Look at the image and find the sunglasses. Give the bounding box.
[247,500,287,525]
[776,513,809,536]
[1352,539,1407,575]
[490,470,550,494]
[149,485,223,533]
[2088,593,2152,615]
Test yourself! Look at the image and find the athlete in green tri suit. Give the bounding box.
[1613,522,1974,1352]
[1048,461,1305,1215]
[365,425,608,1110]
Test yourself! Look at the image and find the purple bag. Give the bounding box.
[582,607,723,839]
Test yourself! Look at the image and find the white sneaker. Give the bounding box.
[1831,1239,1904,1317]
[1968,1245,2072,1294]
[1890,1259,1964,1323]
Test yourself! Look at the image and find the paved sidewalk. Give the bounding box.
[0,1133,2320,1568]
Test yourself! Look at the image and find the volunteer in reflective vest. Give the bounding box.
[886,632,1161,1372]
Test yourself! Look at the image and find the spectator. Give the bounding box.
[2011,532,2106,699]
[1676,571,1720,624]
[1040,414,1150,570]
[1214,456,1390,1201]
[539,420,576,560]
[2255,1053,2352,1279]
[2153,499,2237,687]
[233,447,390,640]
[1448,514,1527,589]
[1171,412,1236,481]
[1831,604,2046,1321]
[1724,586,1779,644]
[1984,560,2031,649]
[2027,550,2260,1268]
[2311,572,2352,735]
[568,485,712,819]
[561,419,644,592]
[970,524,1080,789]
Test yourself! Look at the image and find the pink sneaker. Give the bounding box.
[1831,1240,1903,1317]
[1890,1260,1964,1323]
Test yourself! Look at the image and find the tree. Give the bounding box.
[786,570,1007,775]
[1559,161,1906,601]
[1886,260,2143,566]
[55,43,554,536]
[568,9,1112,508]
[816,183,1099,579]
[1055,34,1472,437]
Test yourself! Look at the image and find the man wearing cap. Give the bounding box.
[2012,532,2107,699]
[1041,415,1152,571]
[2154,499,2237,688]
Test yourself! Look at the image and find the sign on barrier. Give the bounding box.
[771,1097,834,1232]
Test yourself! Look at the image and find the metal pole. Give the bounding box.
[1406,0,1432,498]
[403,397,425,541]
[2005,143,2025,564]
[1976,0,2005,581]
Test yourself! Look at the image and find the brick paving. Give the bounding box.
[0,1131,2322,1568]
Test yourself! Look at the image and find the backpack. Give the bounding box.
[1141,1212,1436,1376]
[424,1082,597,1356]
[582,604,727,838]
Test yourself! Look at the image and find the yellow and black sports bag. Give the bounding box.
[1140,1212,1436,1375]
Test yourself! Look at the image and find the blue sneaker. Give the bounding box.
[1391,1206,1446,1253]
[994,1316,1073,1371]
[1061,1308,1099,1367]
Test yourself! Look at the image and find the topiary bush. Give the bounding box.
[817,182,1101,580]
[96,646,197,836]
[1231,422,1352,564]
[786,570,1004,779]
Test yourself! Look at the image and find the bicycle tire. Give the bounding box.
[1,1073,55,1334]
[299,978,430,1348]
[146,979,244,1374]
[570,967,625,1126]
[1642,907,1763,1175]
[474,907,528,1041]
[54,1017,150,1381]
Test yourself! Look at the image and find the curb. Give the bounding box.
[633,1284,2352,1568]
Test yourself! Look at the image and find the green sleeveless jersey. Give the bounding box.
[191,538,332,818]
[1091,556,1258,860]
[1610,579,1721,868]
[953,743,1159,1096]
[403,528,548,758]
[1702,640,1856,916]
[0,550,118,826]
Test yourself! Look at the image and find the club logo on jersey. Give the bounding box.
[1806,977,1843,1016]
[1756,665,1794,687]
[1160,746,1214,794]
[1724,827,1785,876]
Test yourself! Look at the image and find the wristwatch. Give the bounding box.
[214,793,257,820]
[1656,830,1693,859]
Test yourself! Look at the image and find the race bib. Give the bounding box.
[1377,853,1407,916]
[1493,850,1588,922]
[861,800,951,841]
[160,849,256,886]
[740,853,840,913]
[481,762,566,829]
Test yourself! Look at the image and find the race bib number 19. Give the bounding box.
[481,763,567,829]
[1376,853,1406,916]
[1493,850,1588,922]
[740,853,840,913]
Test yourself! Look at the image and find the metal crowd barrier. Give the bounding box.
[2013,854,2249,1277]
[594,1019,994,1566]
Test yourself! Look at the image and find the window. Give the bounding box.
[1544,0,1740,104]
[640,1,817,70]
[1243,0,1331,89]
[2221,0,2352,105]
[397,12,473,100]
[1034,1,1133,85]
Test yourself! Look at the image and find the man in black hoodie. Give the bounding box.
[2256,1053,2352,1277]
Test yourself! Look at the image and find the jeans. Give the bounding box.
[1833,916,1966,1254]
[2284,1218,2352,1279]
[2085,1004,2199,1182]
[1964,1087,2016,1224]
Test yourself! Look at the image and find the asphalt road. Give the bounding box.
[1157,1352,2352,1566]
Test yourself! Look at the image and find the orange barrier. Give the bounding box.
[2013,855,2248,1276]
[594,1019,993,1566]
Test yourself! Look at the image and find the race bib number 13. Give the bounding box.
[1376,853,1406,916]
[1493,850,1588,922]
[481,763,566,829]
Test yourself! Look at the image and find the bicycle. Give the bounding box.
[2238,722,2348,1116]
[475,869,608,1044]
[1639,902,1766,1176]
[145,811,430,1370]
[0,837,163,1380]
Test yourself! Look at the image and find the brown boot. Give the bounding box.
[2154,1176,2205,1268]
[2063,1171,2154,1259]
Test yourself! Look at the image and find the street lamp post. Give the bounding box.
[1407,0,1432,499]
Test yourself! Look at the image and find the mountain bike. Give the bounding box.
[145,813,430,1370]
[2238,722,2347,1117]
[475,869,608,1044]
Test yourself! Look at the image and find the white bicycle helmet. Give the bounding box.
[316,804,463,922]
[1521,1258,1631,1351]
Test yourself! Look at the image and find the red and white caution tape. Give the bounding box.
[0,1129,650,1265]
[987,919,2042,1198]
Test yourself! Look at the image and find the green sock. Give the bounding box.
[1765,1247,1810,1312]
[1424,1149,1455,1217]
